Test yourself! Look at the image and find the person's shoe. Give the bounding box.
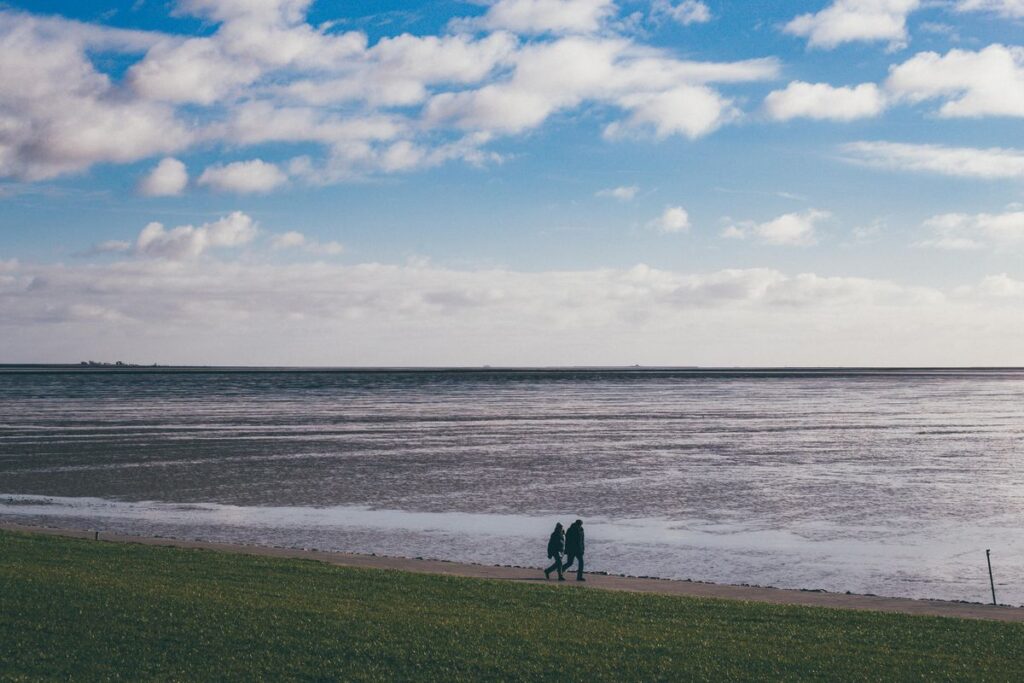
[576,577,586,582]
[544,569,550,579]
[558,576,566,581]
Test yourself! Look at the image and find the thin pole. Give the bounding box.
[986,549,996,606]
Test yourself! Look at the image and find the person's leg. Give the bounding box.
[556,554,565,579]
[576,554,585,580]
[544,558,557,578]
[562,552,576,571]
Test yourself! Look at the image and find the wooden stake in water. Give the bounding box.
[986,549,997,606]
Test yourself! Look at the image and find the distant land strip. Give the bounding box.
[4,522,1021,623]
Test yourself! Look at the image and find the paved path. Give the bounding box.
[4,522,1023,623]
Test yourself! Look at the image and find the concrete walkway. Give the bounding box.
[4,522,1023,623]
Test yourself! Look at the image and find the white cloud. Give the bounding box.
[956,0,1024,17]
[840,141,1024,179]
[176,0,316,25]
[127,37,264,105]
[476,0,617,35]
[0,11,192,180]
[314,241,345,256]
[197,160,288,193]
[973,273,1024,297]
[128,0,368,106]
[280,32,517,108]
[133,211,258,259]
[271,230,344,255]
[24,256,1024,366]
[0,1,783,187]
[724,209,831,246]
[765,81,887,121]
[138,158,188,196]
[607,84,736,139]
[424,36,777,138]
[596,185,639,200]
[917,210,1024,250]
[784,0,920,50]
[650,206,691,233]
[91,240,133,254]
[221,102,405,148]
[849,219,885,244]
[271,231,307,249]
[651,0,712,25]
[886,45,1024,118]
[720,225,746,239]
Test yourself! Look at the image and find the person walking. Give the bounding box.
[562,519,585,581]
[544,522,566,581]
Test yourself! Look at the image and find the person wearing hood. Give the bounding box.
[562,519,585,581]
[544,522,566,581]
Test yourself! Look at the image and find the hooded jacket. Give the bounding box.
[547,528,564,558]
[565,522,584,555]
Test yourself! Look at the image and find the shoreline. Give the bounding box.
[4,521,1023,623]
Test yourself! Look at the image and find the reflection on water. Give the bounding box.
[2,368,1023,603]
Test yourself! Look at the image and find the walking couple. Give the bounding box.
[545,519,585,581]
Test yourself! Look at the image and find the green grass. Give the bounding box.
[1,530,1022,681]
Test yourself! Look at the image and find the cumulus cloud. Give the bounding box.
[956,0,1024,17]
[762,44,1024,124]
[723,210,831,246]
[0,11,192,180]
[423,37,777,138]
[651,0,712,25]
[133,211,258,259]
[784,0,920,50]
[606,84,737,139]
[270,230,344,255]
[917,210,1024,250]
[596,185,639,200]
[127,37,264,105]
[972,273,1024,297]
[279,32,518,108]
[765,81,887,121]
[271,231,307,249]
[474,0,617,35]
[649,206,691,233]
[0,2,782,186]
[138,158,188,196]
[197,160,288,193]
[886,45,1024,118]
[126,0,368,105]
[840,141,1024,179]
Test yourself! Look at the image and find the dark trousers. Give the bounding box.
[545,554,564,577]
[563,552,584,579]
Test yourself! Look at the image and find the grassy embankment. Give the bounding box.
[2,530,1022,680]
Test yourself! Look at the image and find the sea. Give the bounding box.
[2,367,1023,605]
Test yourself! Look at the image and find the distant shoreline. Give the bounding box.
[4,522,1022,623]
[3,364,1024,374]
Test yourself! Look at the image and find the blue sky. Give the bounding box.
[2,0,1024,365]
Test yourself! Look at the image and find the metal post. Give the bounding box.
[986,549,996,606]
[94,531,99,541]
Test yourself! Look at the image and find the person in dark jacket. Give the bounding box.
[544,522,565,580]
[562,519,585,581]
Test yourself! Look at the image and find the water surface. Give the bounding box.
[2,367,1022,604]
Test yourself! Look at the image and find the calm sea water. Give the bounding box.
[2,367,1023,604]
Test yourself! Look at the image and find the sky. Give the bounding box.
[2,0,1024,366]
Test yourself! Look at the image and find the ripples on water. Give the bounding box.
[2,367,1023,604]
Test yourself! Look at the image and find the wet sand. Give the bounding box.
[4,522,1022,623]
